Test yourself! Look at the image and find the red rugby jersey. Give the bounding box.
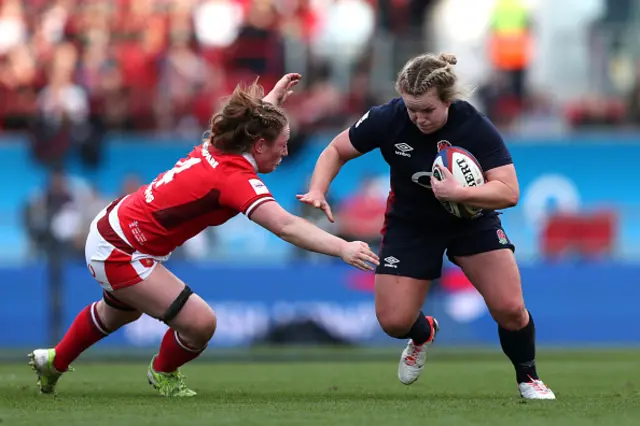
[114,141,274,256]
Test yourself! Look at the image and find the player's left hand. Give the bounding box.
[296,191,335,223]
[340,241,380,271]
[430,165,465,202]
[264,73,302,106]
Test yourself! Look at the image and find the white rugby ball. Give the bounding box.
[432,146,485,219]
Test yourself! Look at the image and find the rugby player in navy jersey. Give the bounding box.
[298,53,555,399]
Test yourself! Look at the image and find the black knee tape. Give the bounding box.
[103,291,136,311]
[162,285,193,324]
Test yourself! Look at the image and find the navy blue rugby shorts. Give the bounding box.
[376,214,515,280]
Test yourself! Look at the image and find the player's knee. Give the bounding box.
[185,308,217,347]
[376,309,415,338]
[491,301,528,331]
[172,298,217,347]
[193,306,217,342]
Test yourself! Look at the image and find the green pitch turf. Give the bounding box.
[0,348,638,426]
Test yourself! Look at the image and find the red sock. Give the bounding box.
[153,329,206,373]
[53,302,110,372]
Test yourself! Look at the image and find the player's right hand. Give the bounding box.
[264,73,302,106]
[339,241,380,271]
[296,191,335,223]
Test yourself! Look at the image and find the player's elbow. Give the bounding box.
[324,142,346,166]
[251,202,298,240]
[495,179,519,208]
[274,222,289,239]
[328,130,359,165]
[274,214,299,241]
[504,189,519,208]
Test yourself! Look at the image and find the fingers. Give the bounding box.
[352,259,374,271]
[270,74,302,106]
[296,194,335,222]
[352,251,379,271]
[322,203,335,223]
[347,243,380,271]
[297,198,314,206]
[285,73,302,82]
[357,242,379,263]
[296,194,317,205]
[362,248,379,265]
[436,165,453,179]
[361,261,375,271]
[286,79,300,90]
[281,90,295,104]
[279,73,301,89]
[361,253,380,266]
[431,174,443,190]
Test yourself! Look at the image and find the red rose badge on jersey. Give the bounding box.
[437,140,451,152]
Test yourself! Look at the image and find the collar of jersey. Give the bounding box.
[242,153,258,172]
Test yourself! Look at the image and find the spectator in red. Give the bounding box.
[335,175,387,250]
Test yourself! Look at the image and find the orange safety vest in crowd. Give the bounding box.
[488,0,532,70]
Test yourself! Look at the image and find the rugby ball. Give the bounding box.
[432,146,485,219]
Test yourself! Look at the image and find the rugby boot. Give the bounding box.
[518,377,556,399]
[147,355,197,397]
[28,349,67,394]
[398,316,439,385]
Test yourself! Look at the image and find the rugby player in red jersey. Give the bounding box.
[29,73,379,397]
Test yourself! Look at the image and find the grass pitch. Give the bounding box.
[0,348,638,426]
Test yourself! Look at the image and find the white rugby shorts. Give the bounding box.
[85,196,168,291]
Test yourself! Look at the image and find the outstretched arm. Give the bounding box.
[308,130,363,194]
[250,200,379,271]
[296,130,364,222]
[298,102,389,221]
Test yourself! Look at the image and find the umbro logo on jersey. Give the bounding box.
[384,256,400,268]
[394,143,413,157]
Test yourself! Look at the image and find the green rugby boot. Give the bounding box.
[28,349,67,394]
[147,355,197,397]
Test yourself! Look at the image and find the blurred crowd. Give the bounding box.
[0,0,436,167]
[4,0,640,143]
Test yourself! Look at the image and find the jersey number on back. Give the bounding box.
[145,157,201,203]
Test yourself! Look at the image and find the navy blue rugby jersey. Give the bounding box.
[348,97,513,227]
